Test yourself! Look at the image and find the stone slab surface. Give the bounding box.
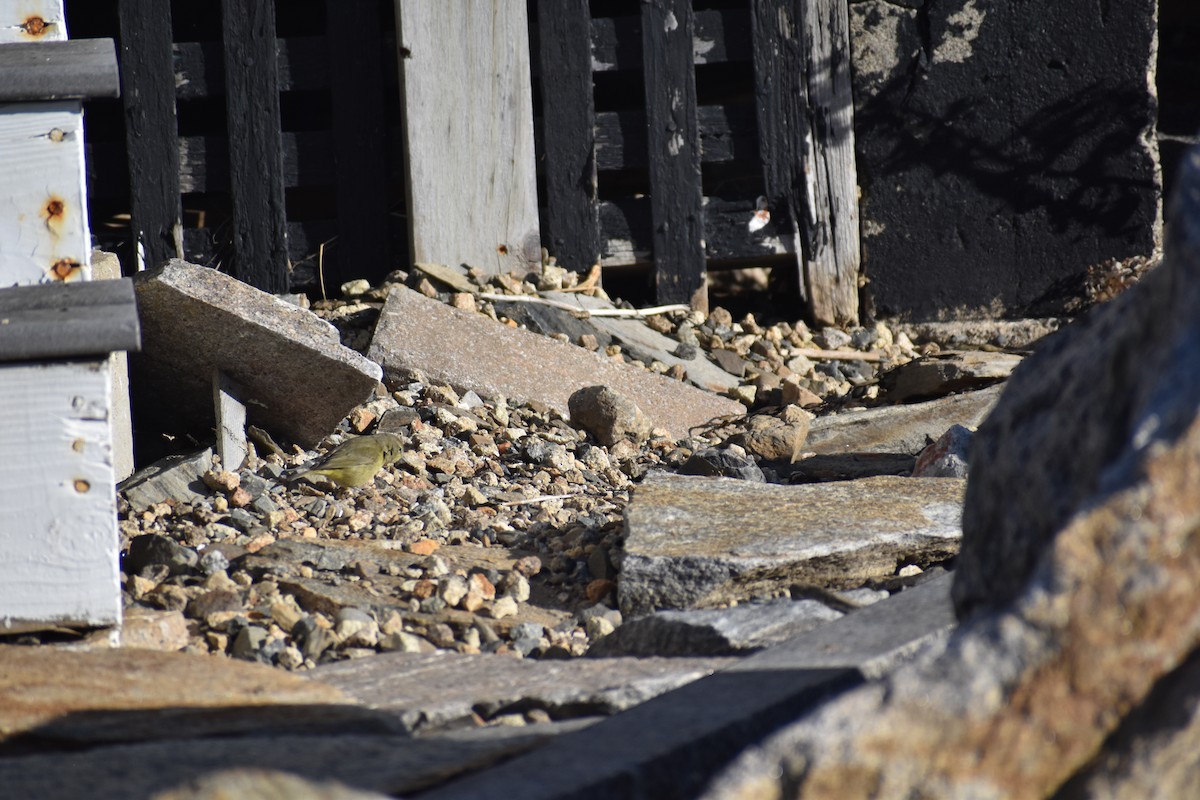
[0,732,542,800]
[312,651,738,732]
[515,290,741,392]
[619,472,963,616]
[421,576,955,800]
[0,647,389,745]
[879,350,1022,403]
[805,385,1000,456]
[367,285,745,440]
[586,599,846,657]
[130,260,382,447]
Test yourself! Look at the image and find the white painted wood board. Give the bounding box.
[0,0,91,285]
[0,359,120,630]
[395,0,541,274]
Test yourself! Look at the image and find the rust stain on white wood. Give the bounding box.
[395,0,541,274]
[0,1,91,285]
[0,359,120,630]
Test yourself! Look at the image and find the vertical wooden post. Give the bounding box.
[537,0,601,276]
[325,0,390,287]
[395,1,541,274]
[118,0,183,272]
[641,0,706,310]
[220,0,289,292]
[752,0,859,326]
[0,0,91,285]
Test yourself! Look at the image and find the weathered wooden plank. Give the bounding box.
[641,0,706,308]
[325,0,390,288]
[0,359,121,630]
[800,0,859,326]
[395,0,540,273]
[0,1,65,44]
[0,39,118,100]
[0,278,140,362]
[588,9,752,72]
[752,0,859,326]
[0,101,91,284]
[536,0,600,274]
[594,105,757,170]
[119,0,183,271]
[0,1,91,285]
[214,369,248,471]
[220,0,289,292]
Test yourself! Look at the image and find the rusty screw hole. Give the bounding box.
[49,259,82,281]
[22,16,47,37]
[497,244,509,255]
[46,199,64,219]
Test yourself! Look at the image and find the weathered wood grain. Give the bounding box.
[641,0,706,309]
[0,278,140,362]
[119,0,182,271]
[0,359,121,630]
[536,0,600,275]
[395,0,541,274]
[0,39,118,101]
[220,0,289,292]
[753,0,860,326]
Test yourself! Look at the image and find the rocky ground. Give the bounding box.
[97,260,1049,680]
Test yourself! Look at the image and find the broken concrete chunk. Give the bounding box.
[131,260,382,447]
[911,424,974,478]
[367,285,744,440]
[619,472,963,617]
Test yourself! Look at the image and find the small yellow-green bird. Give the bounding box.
[290,432,406,488]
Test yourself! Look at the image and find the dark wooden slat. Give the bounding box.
[174,37,328,99]
[325,0,390,288]
[0,39,120,101]
[0,279,141,362]
[537,0,601,274]
[178,130,333,193]
[752,0,859,326]
[751,0,812,277]
[220,0,289,292]
[641,0,706,308]
[589,9,752,72]
[594,104,757,170]
[599,197,792,266]
[119,0,183,271]
[173,34,400,99]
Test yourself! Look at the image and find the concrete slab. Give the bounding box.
[130,260,382,448]
[367,285,745,440]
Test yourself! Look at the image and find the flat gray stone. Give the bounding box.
[586,599,846,657]
[805,385,1001,456]
[0,733,543,800]
[131,260,382,447]
[879,350,1023,403]
[312,651,738,733]
[896,319,1063,350]
[420,577,955,800]
[541,291,741,392]
[367,285,745,440]
[118,448,213,512]
[619,472,963,617]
